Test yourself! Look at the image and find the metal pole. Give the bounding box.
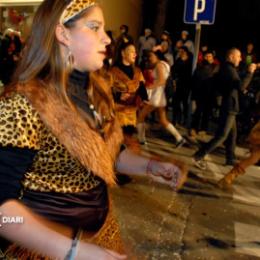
[192,23,201,74]
[187,23,201,128]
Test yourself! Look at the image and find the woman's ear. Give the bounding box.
[55,24,70,46]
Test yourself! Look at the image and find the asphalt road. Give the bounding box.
[111,127,260,260]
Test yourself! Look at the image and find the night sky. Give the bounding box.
[143,0,260,60]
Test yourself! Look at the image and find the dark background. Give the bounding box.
[142,0,260,60]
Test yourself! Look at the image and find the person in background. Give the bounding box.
[0,28,22,85]
[110,42,147,148]
[118,24,133,44]
[0,0,187,258]
[172,46,193,126]
[110,43,187,186]
[137,50,185,147]
[190,49,220,138]
[153,30,174,67]
[193,48,257,170]
[137,28,156,66]
[197,44,209,64]
[180,30,194,56]
[173,39,183,61]
[242,42,257,67]
[114,24,134,64]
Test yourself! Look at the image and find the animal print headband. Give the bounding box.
[60,0,97,24]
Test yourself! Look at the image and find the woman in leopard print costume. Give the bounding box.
[0,0,187,259]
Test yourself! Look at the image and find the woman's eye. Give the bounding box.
[90,26,99,32]
[86,22,100,32]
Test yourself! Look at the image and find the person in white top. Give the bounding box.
[137,50,185,147]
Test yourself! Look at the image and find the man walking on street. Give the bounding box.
[193,48,257,170]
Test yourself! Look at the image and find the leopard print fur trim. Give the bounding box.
[13,81,123,186]
[60,0,96,24]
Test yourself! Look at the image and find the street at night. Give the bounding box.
[1,0,260,259]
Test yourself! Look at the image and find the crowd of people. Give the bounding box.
[0,28,22,85]
[103,23,260,155]
[0,0,259,258]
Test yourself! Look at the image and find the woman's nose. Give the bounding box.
[103,31,111,46]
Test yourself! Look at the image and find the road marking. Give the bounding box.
[235,222,260,257]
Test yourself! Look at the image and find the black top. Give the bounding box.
[217,62,253,115]
[68,69,104,130]
[0,146,37,204]
[117,62,134,79]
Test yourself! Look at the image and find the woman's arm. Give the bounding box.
[0,200,126,260]
[0,199,73,259]
[115,148,187,191]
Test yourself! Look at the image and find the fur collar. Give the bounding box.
[15,81,123,186]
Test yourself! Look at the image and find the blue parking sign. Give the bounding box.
[184,0,217,24]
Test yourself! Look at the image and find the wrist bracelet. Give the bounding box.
[64,229,82,260]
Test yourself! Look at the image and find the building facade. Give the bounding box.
[0,0,143,41]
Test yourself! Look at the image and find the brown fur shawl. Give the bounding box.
[11,80,123,186]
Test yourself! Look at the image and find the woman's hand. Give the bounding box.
[146,160,182,190]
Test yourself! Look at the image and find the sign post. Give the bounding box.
[192,23,202,74]
[184,0,217,73]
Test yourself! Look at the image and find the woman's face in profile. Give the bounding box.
[122,45,137,65]
[67,6,111,72]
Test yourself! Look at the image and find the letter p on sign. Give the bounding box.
[193,0,206,21]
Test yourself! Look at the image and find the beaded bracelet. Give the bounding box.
[64,229,82,260]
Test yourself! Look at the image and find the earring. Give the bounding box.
[66,49,74,71]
